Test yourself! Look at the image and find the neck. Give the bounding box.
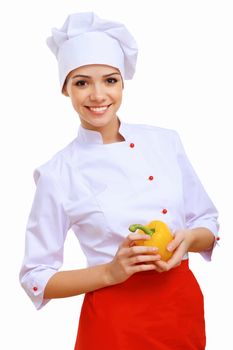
[102,118,125,144]
[82,117,125,144]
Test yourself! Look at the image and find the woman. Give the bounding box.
[20,12,219,349]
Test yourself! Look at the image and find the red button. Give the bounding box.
[216,236,220,241]
[148,176,154,181]
[162,208,168,214]
[130,143,135,148]
[33,287,38,292]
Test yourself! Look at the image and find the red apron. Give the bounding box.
[74,260,205,350]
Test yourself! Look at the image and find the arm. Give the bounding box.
[185,227,215,253]
[167,227,216,255]
[44,233,161,299]
[20,168,161,308]
[154,227,216,272]
[175,131,219,259]
[153,131,219,272]
[44,264,111,299]
[19,168,70,310]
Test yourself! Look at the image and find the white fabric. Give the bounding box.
[47,12,138,89]
[19,120,219,309]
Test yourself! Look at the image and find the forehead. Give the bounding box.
[69,64,120,78]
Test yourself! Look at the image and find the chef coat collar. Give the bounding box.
[77,119,129,145]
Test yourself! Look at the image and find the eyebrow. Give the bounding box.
[71,72,121,79]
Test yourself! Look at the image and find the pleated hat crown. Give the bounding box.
[47,12,138,90]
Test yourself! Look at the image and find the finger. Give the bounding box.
[129,254,161,265]
[154,260,170,272]
[121,233,151,248]
[167,231,185,252]
[155,255,182,272]
[153,265,165,273]
[166,238,179,253]
[165,253,183,269]
[128,245,159,257]
[130,263,157,274]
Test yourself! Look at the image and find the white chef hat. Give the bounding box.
[47,12,138,90]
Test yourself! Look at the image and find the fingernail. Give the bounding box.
[167,245,173,252]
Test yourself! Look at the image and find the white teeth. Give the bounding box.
[89,106,108,112]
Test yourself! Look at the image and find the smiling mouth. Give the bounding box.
[85,104,112,113]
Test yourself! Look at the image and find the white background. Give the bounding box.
[0,1,232,349]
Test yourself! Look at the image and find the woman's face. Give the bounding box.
[63,64,123,131]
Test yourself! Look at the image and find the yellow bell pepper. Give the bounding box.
[128,220,174,261]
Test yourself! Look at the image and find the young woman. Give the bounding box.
[20,12,219,350]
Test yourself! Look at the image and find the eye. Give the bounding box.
[106,77,118,84]
[75,80,88,87]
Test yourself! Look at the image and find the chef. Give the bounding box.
[20,12,219,350]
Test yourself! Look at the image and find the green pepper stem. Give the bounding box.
[128,224,155,237]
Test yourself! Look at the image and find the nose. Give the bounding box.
[89,83,106,102]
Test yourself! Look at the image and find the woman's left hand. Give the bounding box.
[154,229,192,272]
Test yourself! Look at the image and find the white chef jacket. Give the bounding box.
[19,120,219,310]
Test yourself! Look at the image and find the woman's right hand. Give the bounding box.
[105,233,161,285]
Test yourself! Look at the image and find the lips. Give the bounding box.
[85,104,111,114]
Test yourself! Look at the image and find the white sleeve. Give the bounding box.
[175,132,219,260]
[19,168,70,310]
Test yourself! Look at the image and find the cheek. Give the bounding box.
[70,93,85,111]
[112,89,123,104]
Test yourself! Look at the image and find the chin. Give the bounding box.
[81,115,116,129]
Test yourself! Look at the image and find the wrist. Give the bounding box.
[185,227,215,253]
[102,262,117,287]
[185,229,196,252]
